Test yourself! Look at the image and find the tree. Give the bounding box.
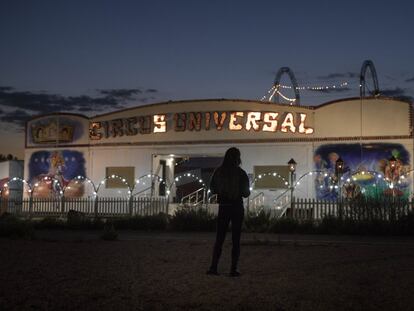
[0,154,18,162]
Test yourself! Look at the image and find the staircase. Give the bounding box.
[272,190,291,218]
[181,187,205,208]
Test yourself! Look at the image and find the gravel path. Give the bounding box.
[1,235,414,310]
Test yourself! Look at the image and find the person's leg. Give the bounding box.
[208,206,231,273]
[230,206,244,276]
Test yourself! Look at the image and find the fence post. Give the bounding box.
[61,195,65,216]
[94,196,99,219]
[29,195,33,219]
[129,196,134,216]
[338,197,343,220]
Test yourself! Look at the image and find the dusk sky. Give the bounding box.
[1,0,414,158]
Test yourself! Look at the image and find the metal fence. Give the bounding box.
[285,198,414,221]
[2,196,413,222]
[0,196,169,218]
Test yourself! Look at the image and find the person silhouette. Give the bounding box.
[207,147,250,277]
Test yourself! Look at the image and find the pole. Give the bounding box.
[290,171,296,218]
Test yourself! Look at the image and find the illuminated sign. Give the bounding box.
[89,111,314,140]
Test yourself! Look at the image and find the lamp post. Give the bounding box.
[335,157,344,219]
[288,158,297,218]
[335,157,344,198]
[388,156,397,199]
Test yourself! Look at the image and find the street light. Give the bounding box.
[335,157,345,218]
[287,158,296,218]
[335,157,344,176]
[288,158,297,173]
[388,156,397,198]
[389,156,397,169]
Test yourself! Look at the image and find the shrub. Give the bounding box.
[101,223,118,241]
[393,212,414,235]
[66,210,86,228]
[317,215,343,234]
[169,208,216,231]
[0,214,35,239]
[297,219,316,234]
[244,210,272,232]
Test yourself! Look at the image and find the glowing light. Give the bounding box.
[261,81,349,101]
[153,114,166,133]
[262,112,278,132]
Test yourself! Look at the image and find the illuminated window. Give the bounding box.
[105,167,135,188]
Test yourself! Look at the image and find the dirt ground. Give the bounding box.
[1,233,414,311]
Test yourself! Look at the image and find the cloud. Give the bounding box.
[0,86,13,92]
[145,88,158,93]
[317,72,358,80]
[97,88,143,99]
[405,77,414,82]
[0,86,160,129]
[0,109,32,127]
[380,87,413,102]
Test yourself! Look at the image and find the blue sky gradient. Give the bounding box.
[0,0,413,157]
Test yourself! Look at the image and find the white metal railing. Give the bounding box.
[132,186,153,197]
[248,192,264,213]
[273,191,291,218]
[208,194,218,204]
[181,187,205,206]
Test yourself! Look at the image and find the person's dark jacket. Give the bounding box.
[210,167,250,205]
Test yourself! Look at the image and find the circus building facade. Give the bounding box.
[23,96,413,205]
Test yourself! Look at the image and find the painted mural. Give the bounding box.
[28,116,86,145]
[314,143,410,200]
[29,150,86,197]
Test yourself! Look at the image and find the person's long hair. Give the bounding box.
[214,147,241,200]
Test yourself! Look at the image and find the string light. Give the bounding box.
[172,173,206,188]
[261,81,349,101]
